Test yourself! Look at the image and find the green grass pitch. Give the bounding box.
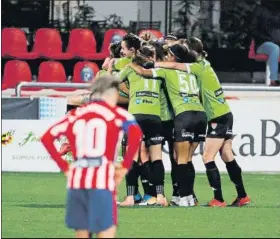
[2,172,280,238]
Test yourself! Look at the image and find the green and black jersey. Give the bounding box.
[152,68,204,116]
[119,67,161,116]
[186,59,231,120]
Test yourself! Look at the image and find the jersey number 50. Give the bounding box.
[178,73,199,94]
[73,119,107,158]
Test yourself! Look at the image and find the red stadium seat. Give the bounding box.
[248,40,268,61]
[36,61,69,91]
[66,29,97,60]
[32,28,72,60]
[72,61,100,83]
[138,29,163,39]
[2,60,32,88]
[248,40,280,85]
[92,29,127,60]
[1,28,38,59]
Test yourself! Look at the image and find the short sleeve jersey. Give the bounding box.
[152,68,204,116]
[187,59,231,120]
[119,67,161,116]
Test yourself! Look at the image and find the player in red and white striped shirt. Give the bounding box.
[41,76,142,238]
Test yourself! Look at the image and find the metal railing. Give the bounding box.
[15,82,280,97]
[16,82,91,97]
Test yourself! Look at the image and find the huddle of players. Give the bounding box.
[98,32,251,208]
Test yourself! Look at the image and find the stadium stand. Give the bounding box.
[35,61,70,91]
[32,28,73,60]
[72,61,100,84]
[91,29,127,60]
[2,28,38,59]
[66,28,98,60]
[2,60,33,89]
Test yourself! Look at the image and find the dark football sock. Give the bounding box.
[170,157,179,197]
[126,161,140,196]
[151,160,165,195]
[226,159,247,198]
[187,161,196,195]
[140,161,152,195]
[205,161,224,202]
[177,164,192,197]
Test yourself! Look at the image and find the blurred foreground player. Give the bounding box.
[41,76,142,238]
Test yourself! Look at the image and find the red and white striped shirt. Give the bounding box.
[41,100,142,191]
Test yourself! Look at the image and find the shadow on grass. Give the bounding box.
[17,204,65,209]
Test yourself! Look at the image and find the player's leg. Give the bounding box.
[219,113,250,207]
[149,143,167,206]
[173,112,197,207]
[120,143,143,206]
[140,144,155,203]
[97,226,116,238]
[168,138,180,205]
[189,111,208,205]
[187,142,199,204]
[76,230,91,238]
[203,113,235,207]
[147,116,167,206]
[89,189,117,238]
[65,189,90,238]
[162,120,179,205]
[175,141,193,206]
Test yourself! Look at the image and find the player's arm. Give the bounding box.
[154,62,188,71]
[107,58,116,74]
[41,117,70,173]
[154,61,201,75]
[117,66,132,82]
[127,63,154,77]
[102,57,112,70]
[66,93,90,106]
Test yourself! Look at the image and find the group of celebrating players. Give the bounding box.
[69,31,251,208]
[42,31,252,238]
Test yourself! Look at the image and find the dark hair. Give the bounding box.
[133,45,155,68]
[185,50,198,63]
[149,41,165,61]
[188,37,208,58]
[168,44,189,63]
[110,42,121,58]
[164,32,178,41]
[122,33,141,52]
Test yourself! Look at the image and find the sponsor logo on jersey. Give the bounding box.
[183,97,189,103]
[214,88,224,97]
[217,98,225,104]
[211,123,218,129]
[181,130,194,138]
[150,136,164,141]
[142,99,153,104]
[136,99,141,104]
[136,91,159,98]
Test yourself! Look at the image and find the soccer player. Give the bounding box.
[118,45,168,206]
[153,37,251,207]
[128,44,207,206]
[148,41,178,205]
[41,76,142,238]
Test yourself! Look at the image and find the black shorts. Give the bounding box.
[207,112,233,140]
[161,120,174,143]
[174,111,207,142]
[134,114,163,147]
